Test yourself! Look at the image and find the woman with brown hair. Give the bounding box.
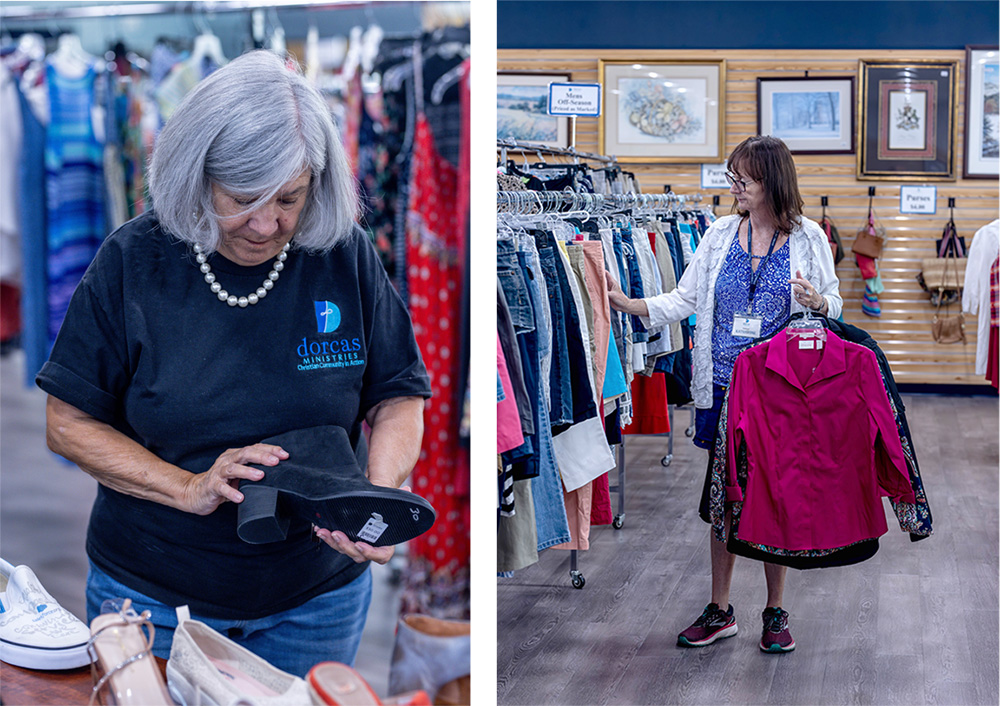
[606,135,842,654]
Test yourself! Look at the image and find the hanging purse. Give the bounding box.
[930,247,966,344]
[853,197,886,259]
[820,201,844,265]
[918,216,967,304]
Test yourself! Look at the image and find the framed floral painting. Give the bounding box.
[599,60,725,163]
[857,60,958,180]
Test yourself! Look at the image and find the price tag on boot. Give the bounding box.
[357,513,388,543]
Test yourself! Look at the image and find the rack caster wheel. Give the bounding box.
[570,571,585,589]
[685,426,694,437]
[612,514,624,530]
[661,454,672,467]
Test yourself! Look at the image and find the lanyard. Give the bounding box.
[746,218,780,312]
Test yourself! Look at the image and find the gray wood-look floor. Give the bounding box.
[498,395,999,706]
[0,349,401,696]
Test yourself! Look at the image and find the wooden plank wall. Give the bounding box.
[499,49,999,386]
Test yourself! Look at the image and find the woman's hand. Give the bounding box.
[790,269,828,314]
[312,527,396,565]
[605,271,650,318]
[312,483,410,564]
[183,444,289,516]
[605,271,631,312]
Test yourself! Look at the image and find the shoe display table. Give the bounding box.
[0,657,168,705]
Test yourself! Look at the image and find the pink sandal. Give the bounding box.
[87,599,172,705]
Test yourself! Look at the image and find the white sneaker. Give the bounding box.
[0,557,92,670]
[166,606,314,706]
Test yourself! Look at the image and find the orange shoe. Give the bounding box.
[307,662,431,705]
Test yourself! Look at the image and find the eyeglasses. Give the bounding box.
[724,172,757,193]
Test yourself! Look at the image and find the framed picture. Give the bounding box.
[963,46,999,179]
[858,60,958,180]
[757,77,855,154]
[599,60,725,163]
[497,72,571,149]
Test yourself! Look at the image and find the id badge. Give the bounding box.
[732,314,763,338]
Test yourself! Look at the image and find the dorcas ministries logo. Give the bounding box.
[298,300,365,372]
[314,301,341,333]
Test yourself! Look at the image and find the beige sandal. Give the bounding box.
[87,598,172,705]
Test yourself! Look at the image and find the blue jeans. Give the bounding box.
[536,242,573,426]
[499,243,540,478]
[620,225,648,343]
[497,241,534,335]
[518,249,571,550]
[86,561,372,678]
[536,231,595,427]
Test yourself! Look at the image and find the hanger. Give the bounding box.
[51,33,102,76]
[190,32,226,66]
[431,59,466,104]
[266,8,287,58]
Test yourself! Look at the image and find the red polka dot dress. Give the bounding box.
[402,110,470,617]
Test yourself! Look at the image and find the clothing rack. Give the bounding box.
[497,177,710,589]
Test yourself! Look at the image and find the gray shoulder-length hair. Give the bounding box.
[148,50,359,253]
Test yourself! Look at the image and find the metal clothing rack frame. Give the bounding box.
[497,137,618,165]
[497,158,705,588]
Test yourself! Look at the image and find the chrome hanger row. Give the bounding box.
[496,139,616,166]
[497,190,696,215]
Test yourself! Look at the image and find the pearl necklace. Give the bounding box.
[193,242,289,307]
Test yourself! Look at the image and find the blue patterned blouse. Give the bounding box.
[711,232,791,386]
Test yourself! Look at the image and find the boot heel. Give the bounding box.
[237,484,290,544]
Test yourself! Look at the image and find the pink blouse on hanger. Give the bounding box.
[725,329,916,551]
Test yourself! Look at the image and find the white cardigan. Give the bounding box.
[640,214,843,409]
[961,218,999,375]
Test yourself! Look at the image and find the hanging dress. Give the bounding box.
[45,60,105,347]
[400,74,470,618]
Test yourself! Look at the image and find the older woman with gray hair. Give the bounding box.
[36,50,431,676]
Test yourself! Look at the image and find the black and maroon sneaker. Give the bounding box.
[677,603,738,647]
[760,607,796,653]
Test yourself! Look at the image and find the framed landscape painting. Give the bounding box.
[599,60,725,163]
[757,77,855,154]
[963,46,1000,179]
[858,60,958,180]
[497,72,570,149]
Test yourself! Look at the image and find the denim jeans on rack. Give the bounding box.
[497,240,534,334]
[619,224,648,343]
[518,238,552,419]
[517,249,571,550]
[497,274,533,441]
[536,238,573,427]
[535,231,596,428]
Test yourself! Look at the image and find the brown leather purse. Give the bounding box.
[930,251,966,344]
[853,209,886,259]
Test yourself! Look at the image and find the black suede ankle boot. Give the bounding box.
[236,425,435,546]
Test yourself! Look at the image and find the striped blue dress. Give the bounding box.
[45,61,106,346]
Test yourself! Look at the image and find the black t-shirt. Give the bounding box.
[36,212,431,619]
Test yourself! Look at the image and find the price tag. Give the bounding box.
[357,513,388,543]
